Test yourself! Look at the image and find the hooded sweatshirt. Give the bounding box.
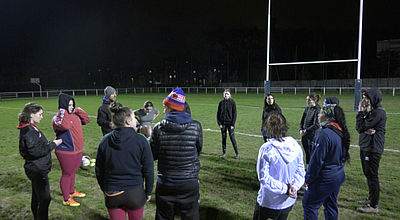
[52,93,90,153]
[356,88,386,154]
[256,137,305,209]
[95,127,154,195]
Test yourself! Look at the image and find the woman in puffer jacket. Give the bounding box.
[52,93,90,207]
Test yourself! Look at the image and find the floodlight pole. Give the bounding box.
[264,0,271,97]
[354,0,364,111]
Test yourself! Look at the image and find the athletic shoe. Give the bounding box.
[220,153,226,158]
[357,204,378,213]
[357,198,370,205]
[63,198,80,207]
[235,154,239,159]
[70,190,86,198]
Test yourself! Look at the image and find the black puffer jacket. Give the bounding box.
[356,88,386,154]
[261,104,282,130]
[18,124,56,174]
[150,111,202,180]
[299,104,321,136]
[217,98,237,126]
[97,97,112,135]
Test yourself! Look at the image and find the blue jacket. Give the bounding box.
[306,122,345,185]
[95,127,154,195]
[256,137,305,209]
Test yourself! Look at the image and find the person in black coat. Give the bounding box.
[356,88,386,214]
[95,102,154,219]
[299,93,321,169]
[18,103,62,220]
[217,89,239,159]
[97,86,117,135]
[261,94,282,142]
[150,88,203,220]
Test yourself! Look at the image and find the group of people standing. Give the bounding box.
[255,88,386,220]
[17,86,386,220]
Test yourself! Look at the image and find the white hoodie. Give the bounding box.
[256,136,305,209]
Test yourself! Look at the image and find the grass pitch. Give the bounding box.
[0,92,399,219]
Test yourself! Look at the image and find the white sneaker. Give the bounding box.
[357,204,378,213]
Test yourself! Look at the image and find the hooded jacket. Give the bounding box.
[97,97,112,135]
[18,123,56,174]
[217,98,237,126]
[356,88,386,154]
[95,127,154,195]
[52,93,90,153]
[305,122,345,185]
[150,111,203,180]
[256,137,305,209]
[261,104,282,130]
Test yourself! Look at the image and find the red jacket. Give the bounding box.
[52,93,90,153]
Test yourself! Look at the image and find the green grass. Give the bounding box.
[0,92,399,219]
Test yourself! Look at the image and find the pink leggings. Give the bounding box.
[55,151,83,201]
[107,206,144,220]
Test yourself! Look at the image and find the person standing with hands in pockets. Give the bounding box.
[217,89,239,159]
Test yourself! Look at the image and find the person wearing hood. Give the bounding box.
[217,89,239,159]
[356,88,386,214]
[95,102,154,220]
[253,113,305,220]
[299,93,321,169]
[52,93,90,207]
[18,103,62,220]
[302,97,351,220]
[150,88,203,220]
[261,94,282,142]
[97,86,117,136]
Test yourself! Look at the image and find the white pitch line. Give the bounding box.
[203,128,400,153]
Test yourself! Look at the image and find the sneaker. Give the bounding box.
[357,198,370,205]
[220,153,226,158]
[70,190,86,198]
[357,204,378,213]
[63,198,80,207]
[235,154,239,159]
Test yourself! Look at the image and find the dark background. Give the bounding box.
[1,0,399,91]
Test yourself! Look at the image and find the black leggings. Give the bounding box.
[105,186,146,210]
[26,169,51,220]
[253,203,293,220]
[220,125,238,155]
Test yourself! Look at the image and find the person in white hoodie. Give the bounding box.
[253,113,305,220]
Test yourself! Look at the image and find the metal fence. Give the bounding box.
[1,86,399,100]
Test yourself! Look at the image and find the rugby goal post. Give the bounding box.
[265,0,364,111]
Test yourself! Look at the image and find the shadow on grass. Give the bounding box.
[0,172,31,193]
[200,152,259,191]
[200,205,241,220]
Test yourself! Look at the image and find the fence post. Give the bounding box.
[85,90,87,96]
[294,87,297,95]
[339,87,342,95]
[323,87,326,95]
[281,88,283,94]
[96,89,98,96]
[47,91,49,98]
[393,88,395,96]
[32,92,34,98]
[214,88,216,94]
[235,88,237,94]
[197,88,199,94]
[206,88,208,94]
[245,88,248,94]
[257,88,259,94]
[308,87,311,94]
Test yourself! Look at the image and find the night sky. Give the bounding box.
[1,0,399,90]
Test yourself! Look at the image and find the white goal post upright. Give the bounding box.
[265,0,364,111]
